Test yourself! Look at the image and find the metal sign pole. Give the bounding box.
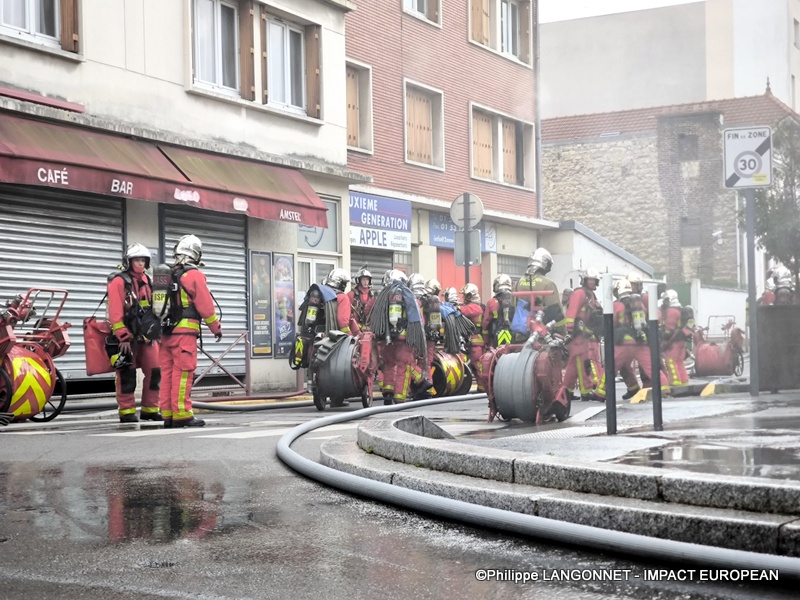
[745,188,759,397]
[463,192,471,284]
[646,283,663,431]
[602,273,616,435]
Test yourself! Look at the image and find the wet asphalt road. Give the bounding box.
[0,399,796,600]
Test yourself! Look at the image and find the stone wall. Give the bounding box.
[542,135,670,276]
[543,119,740,285]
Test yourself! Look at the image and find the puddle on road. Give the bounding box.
[611,442,800,480]
[0,465,226,543]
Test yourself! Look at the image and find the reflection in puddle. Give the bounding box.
[104,468,223,542]
[0,465,227,543]
[611,442,800,480]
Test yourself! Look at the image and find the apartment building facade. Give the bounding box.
[344,0,555,295]
[0,0,362,389]
[541,0,800,118]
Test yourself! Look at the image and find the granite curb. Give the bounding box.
[355,415,800,515]
[320,437,800,556]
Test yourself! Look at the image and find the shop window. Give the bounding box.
[260,9,321,117]
[405,81,444,169]
[346,61,373,152]
[1,0,79,52]
[403,0,440,25]
[193,0,255,98]
[471,104,532,188]
[470,0,531,64]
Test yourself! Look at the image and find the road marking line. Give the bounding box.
[196,423,357,439]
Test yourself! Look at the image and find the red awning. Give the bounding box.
[158,145,328,227]
[0,113,327,227]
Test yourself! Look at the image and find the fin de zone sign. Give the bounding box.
[723,127,772,189]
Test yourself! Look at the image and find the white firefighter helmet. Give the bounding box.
[123,243,151,270]
[425,278,441,296]
[444,287,459,304]
[614,279,632,299]
[528,247,553,275]
[173,235,202,264]
[627,272,643,285]
[663,289,681,308]
[493,274,512,294]
[581,267,601,287]
[383,269,408,286]
[354,265,372,286]
[324,268,349,292]
[461,283,480,303]
[408,273,426,297]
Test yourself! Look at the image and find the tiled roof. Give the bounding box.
[542,91,799,142]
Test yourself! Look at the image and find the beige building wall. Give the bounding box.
[705,0,735,100]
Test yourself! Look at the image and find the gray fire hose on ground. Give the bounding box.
[276,395,800,579]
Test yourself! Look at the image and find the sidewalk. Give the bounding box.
[319,391,800,557]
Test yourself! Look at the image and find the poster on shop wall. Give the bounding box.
[273,253,296,358]
[249,251,273,358]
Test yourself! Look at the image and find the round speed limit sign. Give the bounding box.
[733,151,763,179]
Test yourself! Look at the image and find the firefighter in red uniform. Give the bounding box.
[459,283,485,391]
[107,243,162,423]
[617,272,651,398]
[347,266,374,333]
[410,273,437,385]
[323,268,352,333]
[563,268,604,401]
[595,280,669,400]
[660,289,691,387]
[482,274,514,348]
[367,270,429,405]
[159,235,221,428]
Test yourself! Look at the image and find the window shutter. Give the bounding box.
[239,1,255,101]
[470,0,489,45]
[346,67,360,147]
[519,0,532,64]
[260,9,268,103]
[473,112,494,179]
[503,120,519,185]
[426,0,439,23]
[406,89,432,165]
[59,0,79,53]
[305,24,321,118]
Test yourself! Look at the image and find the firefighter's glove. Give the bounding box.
[207,319,222,339]
[119,341,132,355]
[563,334,573,346]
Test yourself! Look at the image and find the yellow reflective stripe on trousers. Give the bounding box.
[178,371,189,415]
[175,319,201,330]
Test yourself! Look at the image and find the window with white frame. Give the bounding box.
[346,62,373,152]
[194,0,240,93]
[405,82,444,169]
[259,9,321,118]
[470,0,530,63]
[403,0,440,24]
[1,0,78,51]
[266,17,305,112]
[471,106,533,188]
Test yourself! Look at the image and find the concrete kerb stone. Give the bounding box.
[320,436,800,555]
[356,414,800,516]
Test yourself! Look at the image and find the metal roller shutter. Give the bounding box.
[0,187,124,380]
[162,205,247,376]
[350,248,393,290]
